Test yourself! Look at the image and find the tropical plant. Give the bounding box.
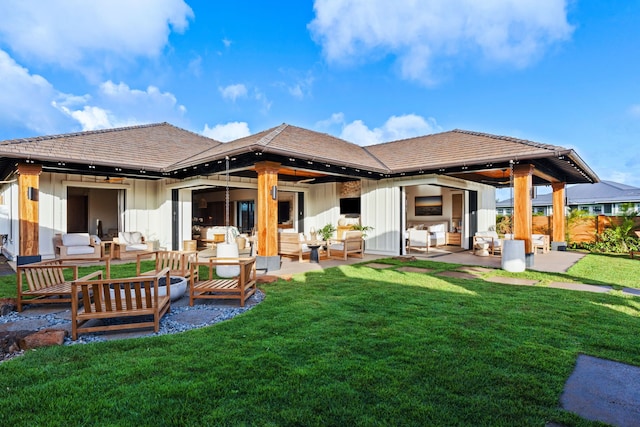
[317,223,336,241]
[587,203,640,253]
[495,215,512,235]
[565,208,590,245]
[350,223,374,239]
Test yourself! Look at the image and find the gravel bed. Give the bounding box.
[1,289,265,348]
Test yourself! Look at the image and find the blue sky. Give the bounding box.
[1,0,639,194]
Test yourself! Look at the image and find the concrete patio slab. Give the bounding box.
[548,282,612,293]
[457,266,495,275]
[395,266,434,274]
[560,354,640,427]
[433,250,586,273]
[436,270,478,280]
[485,276,538,286]
[622,288,640,297]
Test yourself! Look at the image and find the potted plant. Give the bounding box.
[350,223,374,239]
[318,223,336,242]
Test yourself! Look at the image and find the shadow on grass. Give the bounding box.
[1,255,640,425]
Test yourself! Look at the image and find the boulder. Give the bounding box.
[20,328,67,350]
[0,298,16,316]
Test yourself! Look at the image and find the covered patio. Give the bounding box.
[0,123,598,267]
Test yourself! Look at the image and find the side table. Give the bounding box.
[306,241,324,263]
[100,241,113,258]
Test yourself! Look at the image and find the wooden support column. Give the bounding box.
[17,163,42,263]
[513,164,534,255]
[255,161,280,258]
[551,182,566,245]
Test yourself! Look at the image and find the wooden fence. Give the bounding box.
[529,215,640,243]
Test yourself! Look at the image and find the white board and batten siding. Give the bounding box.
[361,179,401,256]
[306,182,340,235]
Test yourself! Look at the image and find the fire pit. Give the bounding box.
[110,276,187,302]
[158,276,187,301]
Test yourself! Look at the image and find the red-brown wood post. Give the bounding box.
[513,164,534,261]
[551,182,566,248]
[255,161,280,269]
[17,163,42,264]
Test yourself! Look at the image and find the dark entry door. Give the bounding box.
[67,194,88,232]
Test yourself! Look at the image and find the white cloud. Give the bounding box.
[222,38,232,48]
[0,0,193,70]
[202,122,251,142]
[0,49,69,134]
[336,114,441,145]
[188,55,203,77]
[315,112,345,130]
[309,0,574,84]
[284,72,314,100]
[54,80,186,131]
[219,84,248,102]
[254,89,272,112]
[55,105,115,131]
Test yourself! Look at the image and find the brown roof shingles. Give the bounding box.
[0,122,596,182]
[169,124,390,173]
[366,129,570,172]
[0,123,221,172]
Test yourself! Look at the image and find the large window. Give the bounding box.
[237,200,254,233]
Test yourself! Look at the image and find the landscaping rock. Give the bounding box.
[257,275,280,284]
[20,328,67,350]
[0,298,16,316]
[1,330,31,355]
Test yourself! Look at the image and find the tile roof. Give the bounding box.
[169,124,389,172]
[0,122,220,172]
[0,122,598,184]
[365,129,570,172]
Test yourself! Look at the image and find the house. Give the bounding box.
[496,181,640,216]
[0,122,599,266]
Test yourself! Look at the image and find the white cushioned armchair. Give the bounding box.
[55,233,101,260]
[473,231,503,255]
[112,231,155,260]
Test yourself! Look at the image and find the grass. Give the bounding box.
[1,254,640,425]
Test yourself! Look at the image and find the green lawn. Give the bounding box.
[1,254,639,426]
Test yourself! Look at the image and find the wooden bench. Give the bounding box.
[71,267,171,340]
[16,258,110,312]
[189,258,257,307]
[136,250,198,280]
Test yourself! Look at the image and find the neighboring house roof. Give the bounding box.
[497,181,640,207]
[0,122,599,186]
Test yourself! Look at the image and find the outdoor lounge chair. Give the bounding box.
[189,257,257,307]
[406,228,430,253]
[16,259,107,312]
[532,234,551,254]
[327,230,364,260]
[111,231,155,260]
[473,231,503,255]
[278,229,312,262]
[54,232,102,260]
[71,267,172,340]
[136,250,198,280]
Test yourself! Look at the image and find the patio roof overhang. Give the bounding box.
[0,123,599,188]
